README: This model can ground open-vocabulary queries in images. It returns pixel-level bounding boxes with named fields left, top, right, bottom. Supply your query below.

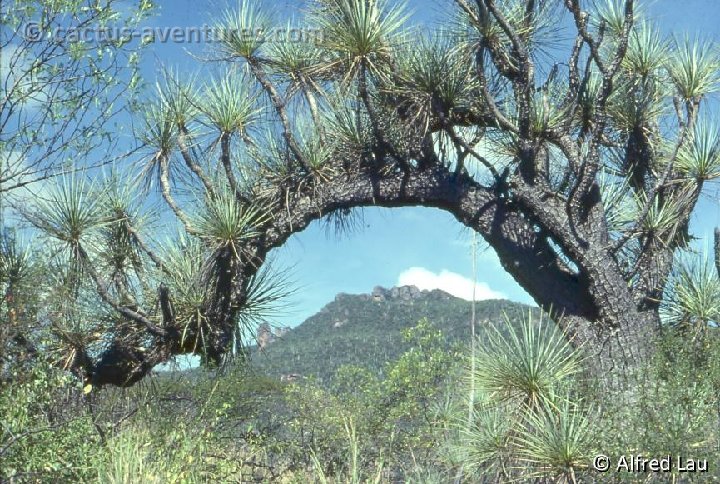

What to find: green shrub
left=445, top=312, right=595, bottom=482
left=446, top=313, right=720, bottom=482
left=594, top=329, right=720, bottom=481
left=0, top=360, right=98, bottom=482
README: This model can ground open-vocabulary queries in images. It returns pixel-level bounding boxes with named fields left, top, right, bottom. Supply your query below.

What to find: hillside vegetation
left=250, top=285, right=535, bottom=382
left=4, top=285, right=720, bottom=482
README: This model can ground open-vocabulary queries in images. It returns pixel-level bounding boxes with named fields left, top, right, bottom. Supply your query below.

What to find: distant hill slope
left=249, top=285, right=537, bottom=384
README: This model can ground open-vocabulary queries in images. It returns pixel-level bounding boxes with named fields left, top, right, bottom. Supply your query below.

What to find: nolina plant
left=452, top=312, right=595, bottom=482
left=471, top=312, right=584, bottom=407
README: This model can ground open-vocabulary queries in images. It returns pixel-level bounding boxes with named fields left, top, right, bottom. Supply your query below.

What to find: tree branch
left=157, top=154, right=197, bottom=235
left=219, top=132, right=249, bottom=204
left=247, top=58, right=314, bottom=174
left=177, top=125, right=216, bottom=197
left=77, top=243, right=167, bottom=339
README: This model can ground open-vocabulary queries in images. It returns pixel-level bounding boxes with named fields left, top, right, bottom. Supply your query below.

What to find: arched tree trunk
left=70, top=0, right=711, bottom=389
left=146, top=166, right=666, bottom=385
left=79, top=159, right=685, bottom=387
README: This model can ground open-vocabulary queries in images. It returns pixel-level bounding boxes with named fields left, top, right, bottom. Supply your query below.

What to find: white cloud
left=397, top=267, right=505, bottom=301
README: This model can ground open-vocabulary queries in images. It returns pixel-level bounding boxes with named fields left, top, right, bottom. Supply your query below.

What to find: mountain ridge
left=250, top=285, right=536, bottom=383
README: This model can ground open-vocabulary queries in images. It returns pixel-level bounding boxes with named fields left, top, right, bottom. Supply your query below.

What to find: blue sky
left=121, top=0, right=720, bottom=328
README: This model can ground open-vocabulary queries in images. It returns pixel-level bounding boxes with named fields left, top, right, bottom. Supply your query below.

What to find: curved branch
left=440, top=115, right=500, bottom=180
left=483, top=0, right=530, bottom=70
left=219, top=132, right=249, bottom=204
left=177, top=125, right=215, bottom=197
left=247, top=58, right=314, bottom=174
left=77, top=243, right=167, bottom=339
left=256, top=166, right=592, bottom=323
left=124, top=219, right=169, bottom=275
left=612, top=123, right=691, bottom=253
left=358, top=64, right=406, bottom=169
left=567, top=0, right=634, bottom=213
left=157, top=154, right=197, bottom=235
left=475, top=49, right=519, bottom=134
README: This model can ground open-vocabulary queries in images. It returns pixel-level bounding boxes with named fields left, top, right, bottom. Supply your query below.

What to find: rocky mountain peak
left=331, top=285, right=454, bottom=305
left=370, top=285, right=455, bottom=302
left=372, top=285, right=419, bottom=301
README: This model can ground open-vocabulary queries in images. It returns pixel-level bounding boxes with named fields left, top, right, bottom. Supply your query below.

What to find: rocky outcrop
left=257, top=323, right=273, bottom=350
left=256, top=323, right=291, bottom=349
left=371, top=285, right=436, bottom=301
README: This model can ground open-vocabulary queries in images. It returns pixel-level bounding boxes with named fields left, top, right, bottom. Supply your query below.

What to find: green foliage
left=22, top=174, right=111, bottom=245
left=662, top=250, right=720, bottom=331
left=514, top=397, right=595, bottom=480
left=311, top=0, right=410, bottom=82
left=90, top=367, right=290, bottom=483
left=97, top=428, right=168, bottom=484
left=668, top=36, right=720, bottom=101
left=447, top=313, right=595, bottom=482
left=622, top=21, right=669, bottom=77
left=455, top=397, right=512, bottom=477
left=0, top=233, right=44, bottom=378
left=392, top=34, right=477, bottom=117
left=0, top=360, right=97, bottom=482
left=282, top=381, right=351, bottom=471
left=95, top=422, right=216, bottom=483
left=139, top=98, right=178, bottom=156
left=470, top=312, right=583, bottom=406
left=593, top=0, right=638, bottom=38
left=156, top=69, right=199, bottom=128
left=192, top=184, right=268, bottom=249
left=676, top=118, right=720, bottom=181
left=200, top=70, right=261, bottom=134
left=160, top=234, right=209, bottom=312
left=309, top=418, right=387, bottom=484
left=215, top=0, right=273, bottom=59
left=445, top=311, right=720, bottom=482
left=250, top=287, right=533, bottom=383
left=7, top=1, right=720, bottom=482
left=594, top=329, right=720, bottom=481
left=622, top=188, right=686, bottom=237
left=3, top=305, right=720, bottom=482
left=1, top=0, right=150, bottom=193
left=283, top=317, right=461, bottom=478
left=453, top=0, right=562, bottom=58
